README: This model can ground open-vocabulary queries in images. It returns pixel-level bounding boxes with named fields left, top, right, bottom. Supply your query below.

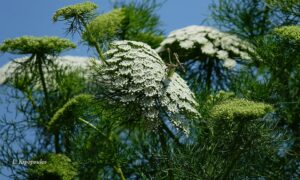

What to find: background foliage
left=0, top=0, right=300, bottom=179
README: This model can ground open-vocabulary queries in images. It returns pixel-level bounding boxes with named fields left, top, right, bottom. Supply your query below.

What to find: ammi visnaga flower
left=52, top=1, right=97, bottom=22
left=0, top=36, right=76, bottom=55
left=210, top=98, right=273, bottom=121
left=96, top=40, right=199, bottom=134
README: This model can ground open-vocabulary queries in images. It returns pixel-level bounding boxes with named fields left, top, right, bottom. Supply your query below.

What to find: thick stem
left=37, top=55, right=61, bottom=153
left=36, top=55, right=50, bottom=112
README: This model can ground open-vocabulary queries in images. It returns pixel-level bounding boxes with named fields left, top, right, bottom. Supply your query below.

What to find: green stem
left=159, top=128, right=174, bottom=180
left=78, top=117, right=126, bottom=180
left=78, top=117, right=109, bottom=140
left=220, top=122, right=246, bottom=179
left=79, top=17, right=108, bottom=65
left=113, top=165, right=126, bottom=180
left=37, top=55, right=61, bottom=153
left=24, top=89, right=38, bottom=112
left=36, top=55, right=50, bottom=112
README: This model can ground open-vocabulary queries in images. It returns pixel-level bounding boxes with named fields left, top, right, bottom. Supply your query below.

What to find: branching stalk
left=78, top=117, right=126, bottom=179
left=78, top=17, right=107, bottom=65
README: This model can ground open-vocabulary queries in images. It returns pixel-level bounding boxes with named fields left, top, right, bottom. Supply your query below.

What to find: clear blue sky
left=0, top=0, right=212, bottom=178
left=0, top=0, right=212, bottom=65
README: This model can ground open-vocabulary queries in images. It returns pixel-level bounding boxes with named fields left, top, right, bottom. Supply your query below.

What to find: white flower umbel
left=97, top=40, right=198, bottom=134
left=156, top=25, right=254, bottom=69
left=0, top=56, right=99, bottom=85
left=223, top=59, right=237, bottom=69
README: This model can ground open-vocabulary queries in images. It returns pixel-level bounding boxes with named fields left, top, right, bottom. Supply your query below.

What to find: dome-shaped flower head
left=53, top=2, right=98, bottom=34
left=156, top=25, right=254, bottom=90
left=53, top=1, right=97, bottom=22
left=0, top=56, right=96, bottom=85
left=157, top=25, right=253, bottom=64
left=95, top=40, right=198, bottom=134
left=0, top=36, right=76, bottom=92
left=27, top=153, right=77, bottom=180
left=210, top=98, right=273, bottom=122
left=0, top=36, right=76, bottom=55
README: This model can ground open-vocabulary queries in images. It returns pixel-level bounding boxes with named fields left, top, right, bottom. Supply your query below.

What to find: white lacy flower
left=223, top=59, right=237, bottom=69
left=0, top=56, right=99, bottom=85
left=217, top=50, right=229, bottom=60
left=201, top=42, right=216, bottom=56
left=156, top=25, right=254, bottom=68
left=97, top=40, right=199, bottom=134
left=180, top=40, right=194, bottom=49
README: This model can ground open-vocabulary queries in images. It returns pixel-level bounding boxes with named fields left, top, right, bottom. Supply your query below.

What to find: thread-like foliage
left=48, top=94, right=94, bottom=131
left=82, top=1, right=164, bottom=48
left=209, top=0, right=300, bottom=39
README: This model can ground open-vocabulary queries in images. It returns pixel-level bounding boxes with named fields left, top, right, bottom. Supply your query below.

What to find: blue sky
left=0, top=0, right=212, bottom=178
left=0, top=0, right=212, bottom=66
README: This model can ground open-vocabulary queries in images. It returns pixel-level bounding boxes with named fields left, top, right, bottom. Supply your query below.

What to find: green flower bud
left=273, top=25, right=300, bottom=42
left=82, top=8, right=125, bottom=45
left=210, top=98, right=273, bottom=121
left=27, top=153, right=77, bottom=180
